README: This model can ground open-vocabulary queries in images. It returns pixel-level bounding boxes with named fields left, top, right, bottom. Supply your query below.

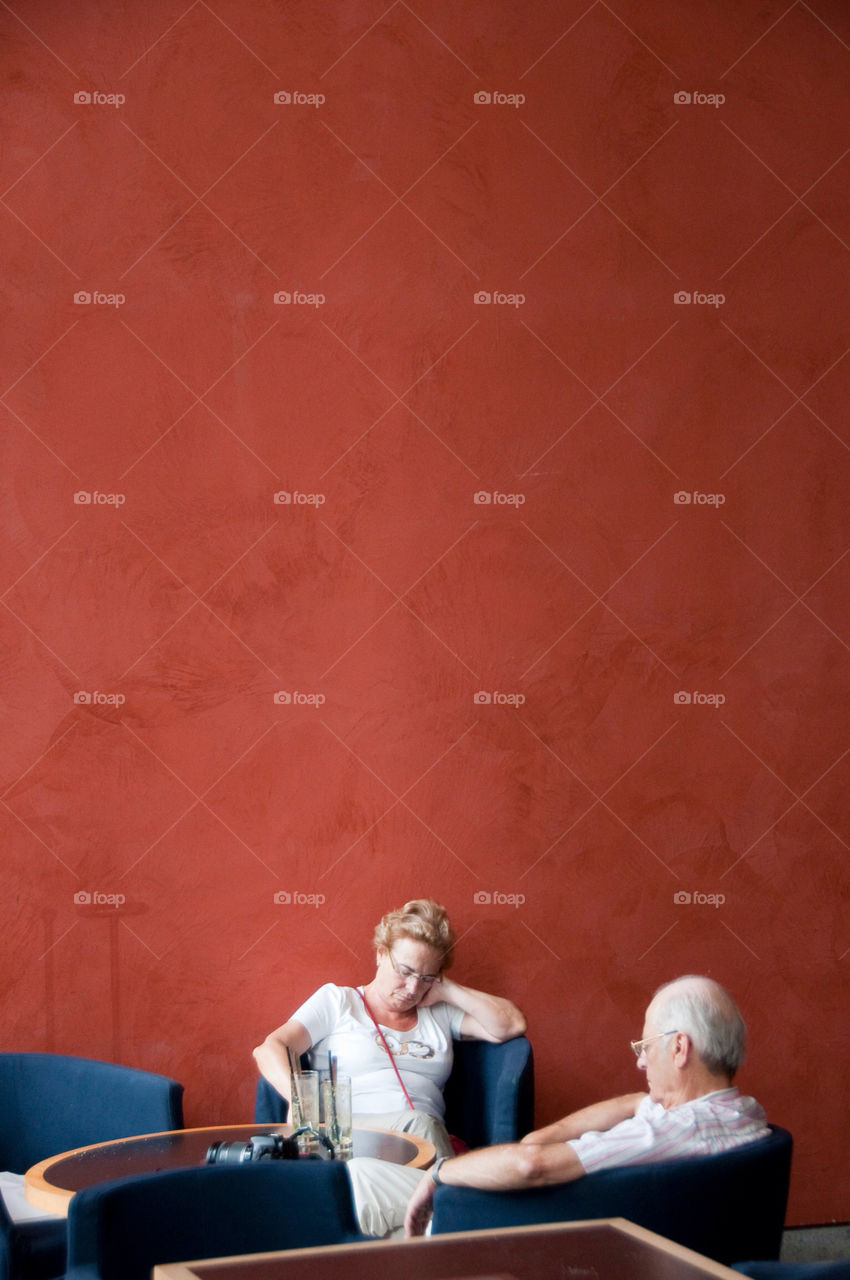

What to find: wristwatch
left=430, top=1156, right=449, bottom=1185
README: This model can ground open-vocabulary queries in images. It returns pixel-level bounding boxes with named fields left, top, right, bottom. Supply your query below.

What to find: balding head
left=648, top=976, right=747, bottom=1080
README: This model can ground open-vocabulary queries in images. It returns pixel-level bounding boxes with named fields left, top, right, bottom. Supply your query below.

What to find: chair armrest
left=432, top=1126, right=792, bottom=1267
left=444, top=1037, right=534, bottom=1148
left=254, top=1076, right=289, bottom=1124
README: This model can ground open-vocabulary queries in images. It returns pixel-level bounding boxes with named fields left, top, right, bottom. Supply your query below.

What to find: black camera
left=205, top=1133, right=299, bottom=1165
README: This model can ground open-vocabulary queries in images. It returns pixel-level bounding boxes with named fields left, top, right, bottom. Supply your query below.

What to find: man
left=405, top=973, right=769, bottom=1236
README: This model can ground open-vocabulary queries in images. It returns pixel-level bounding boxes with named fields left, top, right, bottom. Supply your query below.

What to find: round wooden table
left=25, top=1123, right=434, bottom=1216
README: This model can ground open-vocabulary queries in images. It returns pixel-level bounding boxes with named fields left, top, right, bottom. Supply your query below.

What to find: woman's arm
left=421, top=976, right=527, bottom=1042
left=252, top=1018, right=312, bottom=1104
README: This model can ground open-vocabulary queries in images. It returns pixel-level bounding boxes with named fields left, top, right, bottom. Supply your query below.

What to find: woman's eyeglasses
left=387, top=952, right=440, bottom=987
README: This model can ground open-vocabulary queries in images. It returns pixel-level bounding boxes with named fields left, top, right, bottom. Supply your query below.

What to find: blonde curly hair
left=372, top=899, right=455, bottom=971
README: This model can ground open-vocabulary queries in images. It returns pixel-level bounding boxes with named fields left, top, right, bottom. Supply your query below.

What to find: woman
left=253, top=898, right=527, bottom=1234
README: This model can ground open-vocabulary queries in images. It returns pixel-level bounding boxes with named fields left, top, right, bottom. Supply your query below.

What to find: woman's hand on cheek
left=418, top=977, right=448, bottom=1007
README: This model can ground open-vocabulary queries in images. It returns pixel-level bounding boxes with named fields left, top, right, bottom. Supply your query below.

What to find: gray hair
left=651, top=975, right=747, bottom=1078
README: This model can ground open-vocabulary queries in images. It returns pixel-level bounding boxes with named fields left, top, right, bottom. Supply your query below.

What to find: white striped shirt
left=568, top=1087, right=769, bottom=1175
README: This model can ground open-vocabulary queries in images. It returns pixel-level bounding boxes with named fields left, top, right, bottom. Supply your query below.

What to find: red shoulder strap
left=357, top=987, right=415, bottom=1111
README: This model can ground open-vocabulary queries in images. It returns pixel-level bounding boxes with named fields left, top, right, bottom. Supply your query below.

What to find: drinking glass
left=289, top=1070, right=319, bottom=1151
left=320, top=1073, right=353, bottom=1160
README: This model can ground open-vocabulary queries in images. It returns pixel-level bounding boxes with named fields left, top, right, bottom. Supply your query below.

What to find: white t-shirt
left=291, top=983, right=465, bottom=1120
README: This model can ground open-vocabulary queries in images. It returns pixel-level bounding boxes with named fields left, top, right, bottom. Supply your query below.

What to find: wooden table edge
left=151, top=1217, right=745, bottom=1280
left=25, top=1124, right=433, bottom=1215
left=350, top=1124, right=434, bottom=1169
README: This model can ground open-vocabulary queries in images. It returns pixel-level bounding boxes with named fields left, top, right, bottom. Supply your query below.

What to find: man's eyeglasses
left=630, top=1030, right=678, bottom=1058
left=387, top=952, right=440, bottom=987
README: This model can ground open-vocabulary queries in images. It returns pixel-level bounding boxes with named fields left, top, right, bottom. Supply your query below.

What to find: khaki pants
left=347, top=1109, right=453, bottom=1236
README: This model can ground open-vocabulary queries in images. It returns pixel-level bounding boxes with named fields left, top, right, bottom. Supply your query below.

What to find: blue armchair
left=0, top=1052, right=183, bottom=1280
left=255, top=1035, right=535, bottom=1148
left=64, top=1162, right=368, bottom=1280
left=733, top=1265, right=850, bottom=1279
left=431, top=1124, right=793, bottom=1267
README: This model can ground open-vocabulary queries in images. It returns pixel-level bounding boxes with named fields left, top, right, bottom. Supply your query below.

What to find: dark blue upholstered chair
left=255, top=1035, right=535, bottom=1148
left=64, top=1162, right=368, bottom=1280
left=733, top=1263, right=850, bottom=1279
left=431, top=1124, right=793, bottom=1268
left=0, top=1052, right=183, bottom=1280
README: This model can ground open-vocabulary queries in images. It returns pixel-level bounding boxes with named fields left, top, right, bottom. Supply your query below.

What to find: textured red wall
left=2, top=0, right=849, bottom=1226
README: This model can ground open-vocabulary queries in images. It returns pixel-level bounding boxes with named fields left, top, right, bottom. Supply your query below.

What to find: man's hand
left=404, top=1169, right=436, bottom=1236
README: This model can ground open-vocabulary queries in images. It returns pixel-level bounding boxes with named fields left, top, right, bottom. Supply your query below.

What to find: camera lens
left=205, top=1134, right=299, bottom=1165
left=205, top=1140, right=254, bottom=1165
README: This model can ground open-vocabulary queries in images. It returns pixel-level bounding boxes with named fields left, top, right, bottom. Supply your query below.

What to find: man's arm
left=404, top=1141, right=585, bottom=1237
left=521, top=1092, right=645, bottom=1145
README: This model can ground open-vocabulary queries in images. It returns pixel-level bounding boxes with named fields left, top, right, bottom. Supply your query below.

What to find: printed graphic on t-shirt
left=375, top=1033, right=435, bottom=1059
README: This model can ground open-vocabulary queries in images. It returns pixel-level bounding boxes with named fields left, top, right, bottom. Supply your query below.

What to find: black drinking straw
left=328, top=1051, right=340, bottom=1145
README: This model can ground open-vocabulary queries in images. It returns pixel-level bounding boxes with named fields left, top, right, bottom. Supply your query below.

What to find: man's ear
left=673, top=1031, right=692, bottom=1066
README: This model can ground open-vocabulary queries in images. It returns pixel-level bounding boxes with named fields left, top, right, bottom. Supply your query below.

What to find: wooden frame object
left=151, top=1218, right=746, bottom=1280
